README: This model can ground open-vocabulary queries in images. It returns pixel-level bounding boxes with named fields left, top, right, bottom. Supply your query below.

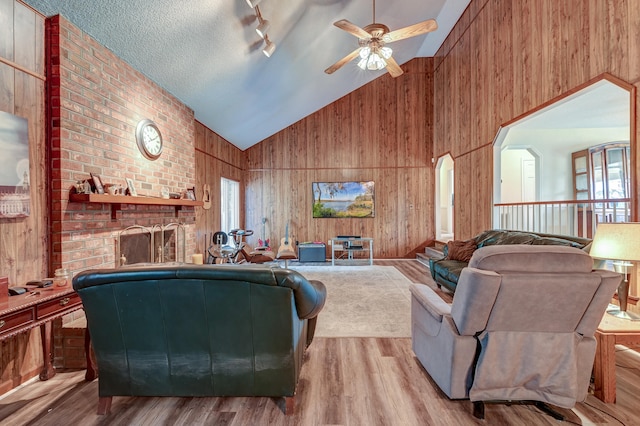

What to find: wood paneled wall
left=433, top=0, right=640, bottom=239
left=0, top=0, right=47, bottom=395
left=194, top=121, right=245, bottom=255
left=244, top=59, right=434, bottom=258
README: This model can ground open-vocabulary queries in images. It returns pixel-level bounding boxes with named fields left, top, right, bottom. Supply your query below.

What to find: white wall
left=502, top=127, right=629, bottom=201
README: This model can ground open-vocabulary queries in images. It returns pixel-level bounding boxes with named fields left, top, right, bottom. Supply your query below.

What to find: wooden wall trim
left=501, top=72, right=635, bottom=128
left=450, top=142, right=493, bottom=161
left=195, top=147, right=243, bottom=172
left=0, top=56, right=45, bottom=81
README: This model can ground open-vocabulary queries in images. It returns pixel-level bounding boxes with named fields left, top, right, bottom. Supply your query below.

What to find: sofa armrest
left=274, top=269, right=327, bottom=320
left=410, top=283, right=451, bottom=322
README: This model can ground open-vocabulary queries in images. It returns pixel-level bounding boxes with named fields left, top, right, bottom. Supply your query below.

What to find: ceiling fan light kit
left=248, top=3, right=276, bottom=57
left=325, top=0, right=438, bottom=78
left=357, top=45, right=392, bottom=71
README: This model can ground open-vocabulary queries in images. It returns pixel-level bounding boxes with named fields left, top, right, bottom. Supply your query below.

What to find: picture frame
left=185, top=187, right=196, bottom=201
left=125, top=177, right=137, bottom=196
left=90, top=173, right=105, bottom=194
left=0, top=111, right=30, bottom=218
left=312, top=181, right=375, bottom=218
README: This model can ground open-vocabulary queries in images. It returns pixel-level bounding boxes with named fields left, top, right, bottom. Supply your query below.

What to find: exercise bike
left=207, top=229, right=273, bottom=264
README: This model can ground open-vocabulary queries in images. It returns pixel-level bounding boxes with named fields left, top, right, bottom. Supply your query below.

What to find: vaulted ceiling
left=22, top=0, right=471, bottom=150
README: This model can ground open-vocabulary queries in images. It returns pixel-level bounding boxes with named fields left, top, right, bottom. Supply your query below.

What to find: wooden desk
left=0, top=286, right=94, bottom=381
left=593, top=312, right=640, bottom=403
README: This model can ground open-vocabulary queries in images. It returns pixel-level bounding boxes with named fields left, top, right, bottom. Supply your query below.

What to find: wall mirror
left=492, top=74, right=634, bottom=238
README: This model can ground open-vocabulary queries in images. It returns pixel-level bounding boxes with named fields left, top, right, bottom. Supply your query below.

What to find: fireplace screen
left=117, top=223, right=185, bottom=267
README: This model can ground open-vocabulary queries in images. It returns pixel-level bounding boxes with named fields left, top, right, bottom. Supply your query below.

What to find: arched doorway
left=435, top=154, right=454, bottom=241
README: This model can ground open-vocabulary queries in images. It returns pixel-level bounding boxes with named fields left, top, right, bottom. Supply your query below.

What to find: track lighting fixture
left=247, top=0, right=276, bottom=58
left=249, top=4, right=275, bottom=57
left=262, top=35, right=276, bottom=57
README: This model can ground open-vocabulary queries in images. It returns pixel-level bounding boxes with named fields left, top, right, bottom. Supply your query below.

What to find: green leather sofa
left=72, top=264, right=327, bottom=415
left=429, top=229, right=592, bottom=293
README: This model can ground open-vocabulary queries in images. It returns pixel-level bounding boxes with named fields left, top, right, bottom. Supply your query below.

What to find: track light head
left=246, top=0, right=262, bottom=7
left=256, top=19, right=270, bottom=39
left=262, top=39, right=276, bottom=57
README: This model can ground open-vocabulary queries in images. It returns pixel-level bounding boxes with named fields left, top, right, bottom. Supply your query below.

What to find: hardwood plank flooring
left=1, top=260, right=639, bottom=425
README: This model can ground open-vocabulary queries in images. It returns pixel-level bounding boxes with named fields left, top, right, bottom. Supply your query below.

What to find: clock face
left=135, top=119, right=163, bottom=160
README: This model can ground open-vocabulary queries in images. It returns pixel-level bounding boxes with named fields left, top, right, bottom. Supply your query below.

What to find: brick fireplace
left=47, top=15, right=197, bottom=277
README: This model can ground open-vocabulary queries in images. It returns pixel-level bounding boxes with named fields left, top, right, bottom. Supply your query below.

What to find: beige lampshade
left=590, top=222, right=640, bottom=262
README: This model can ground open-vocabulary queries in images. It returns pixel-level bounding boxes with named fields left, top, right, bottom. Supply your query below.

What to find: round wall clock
left=135, top=119, right=163, bottom=160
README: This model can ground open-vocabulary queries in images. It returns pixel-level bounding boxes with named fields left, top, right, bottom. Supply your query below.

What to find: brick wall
left=47, top=15, right=197, bottom=275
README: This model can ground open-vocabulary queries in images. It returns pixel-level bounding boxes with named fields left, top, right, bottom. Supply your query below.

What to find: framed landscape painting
left=312, top=181, right=374, bottom=218
left=0, top=111, right=30, bottom=218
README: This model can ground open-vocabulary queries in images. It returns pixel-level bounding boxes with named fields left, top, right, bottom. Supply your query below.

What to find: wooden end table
left=593, top=311, right=640, bottom=403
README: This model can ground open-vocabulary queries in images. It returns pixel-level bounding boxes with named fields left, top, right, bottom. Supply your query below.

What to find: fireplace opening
left=117, top=224, right=185, bottom=267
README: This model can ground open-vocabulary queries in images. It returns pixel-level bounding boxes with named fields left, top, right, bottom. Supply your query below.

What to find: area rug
left=288, top=265, right=412, bottom=338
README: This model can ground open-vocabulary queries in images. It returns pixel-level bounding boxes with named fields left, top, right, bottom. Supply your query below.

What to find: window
left=220, top=178, right=239, bottom=234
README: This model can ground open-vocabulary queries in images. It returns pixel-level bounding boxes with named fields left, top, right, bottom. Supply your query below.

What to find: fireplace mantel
left=69, top=193, right=203, bottom=219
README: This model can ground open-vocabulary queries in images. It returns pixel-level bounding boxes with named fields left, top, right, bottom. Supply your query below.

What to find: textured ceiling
left=22, top=0, right=471, bottom=150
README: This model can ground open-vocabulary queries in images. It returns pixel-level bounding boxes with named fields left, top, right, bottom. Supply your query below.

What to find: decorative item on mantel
left=184, top=187, right=196, bottom=201
left=105, top=183, right=123, bottom=196
left=74, top=180, right=92, bottom=194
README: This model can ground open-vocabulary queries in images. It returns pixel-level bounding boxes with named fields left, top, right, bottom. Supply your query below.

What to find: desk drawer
left=0, top=308, right=35, bottom=336
left=37, top=293, right=81, bottom=319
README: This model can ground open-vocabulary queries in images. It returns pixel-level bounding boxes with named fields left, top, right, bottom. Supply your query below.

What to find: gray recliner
left=411, top=245, right=621, bottom=419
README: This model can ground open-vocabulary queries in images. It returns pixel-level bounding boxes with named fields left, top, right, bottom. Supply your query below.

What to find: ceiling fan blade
left=334, top=19, right=372, bottom=40
left=383, top=19, right=438, bottom=43
left=385, top=56, right=404, bottom=78
left=325, top=48, right=361, bottom=75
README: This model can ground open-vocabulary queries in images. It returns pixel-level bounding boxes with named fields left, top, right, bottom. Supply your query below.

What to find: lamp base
left=606, top=307, right=640, bottom=321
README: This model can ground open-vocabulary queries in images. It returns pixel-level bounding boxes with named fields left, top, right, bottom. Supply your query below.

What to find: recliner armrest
left=410, top=283, right=451, bottom=322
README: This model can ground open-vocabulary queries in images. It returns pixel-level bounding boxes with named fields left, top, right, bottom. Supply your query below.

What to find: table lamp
left=590, top=222, right=640, bottom=320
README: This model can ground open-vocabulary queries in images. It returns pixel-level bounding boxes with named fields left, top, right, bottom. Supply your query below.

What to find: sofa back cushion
left=473, top=229, right=589, bottom=250
left=469, top=245, right=594, bottom=274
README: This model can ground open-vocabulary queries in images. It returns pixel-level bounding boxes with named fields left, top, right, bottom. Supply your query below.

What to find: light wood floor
left=1, top=260, right=639, bottom=425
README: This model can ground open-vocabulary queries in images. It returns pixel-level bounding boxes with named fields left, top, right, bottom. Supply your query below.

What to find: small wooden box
left=0, top=277, right=8, bottom=303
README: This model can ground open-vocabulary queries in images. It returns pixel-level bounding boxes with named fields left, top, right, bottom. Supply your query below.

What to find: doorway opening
left=435, top=154, right=454, bottom=241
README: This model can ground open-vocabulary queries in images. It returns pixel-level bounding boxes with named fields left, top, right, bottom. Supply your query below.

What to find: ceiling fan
left=325, top=0, right=438, bottom=78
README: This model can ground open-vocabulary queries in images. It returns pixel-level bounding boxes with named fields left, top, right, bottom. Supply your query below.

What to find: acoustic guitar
left=277, top=222, right=296, bottom=258
left=202, top=184, right=212, bottom=210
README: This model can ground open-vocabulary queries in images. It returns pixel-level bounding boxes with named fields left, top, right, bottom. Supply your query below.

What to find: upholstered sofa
left=412, top=245, right=620, bottom=419
left=429, top=230, right=592, bottom=293
left=72, top=264, right=327, bottom=415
